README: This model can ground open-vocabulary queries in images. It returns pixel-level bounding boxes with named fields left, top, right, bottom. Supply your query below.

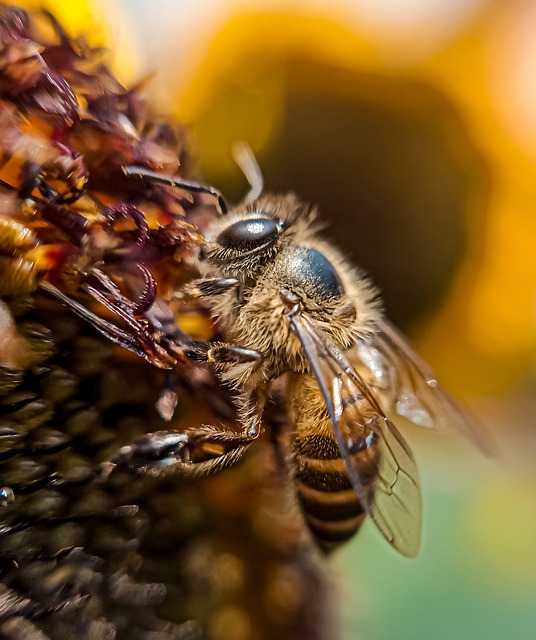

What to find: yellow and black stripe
left=289, top=373, right=381, bottom=553
left=294, top=434, right=372, bottom=553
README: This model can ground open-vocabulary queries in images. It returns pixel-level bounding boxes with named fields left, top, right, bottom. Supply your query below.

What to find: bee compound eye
left=217, top=216, right=280, bottom=251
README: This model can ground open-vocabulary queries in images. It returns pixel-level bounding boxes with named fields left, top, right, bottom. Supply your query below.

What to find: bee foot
left=110, top=431, right=190, bottom=470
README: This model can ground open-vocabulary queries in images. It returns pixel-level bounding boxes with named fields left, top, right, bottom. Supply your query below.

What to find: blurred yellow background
left=25, top=1, right=536, bottom=638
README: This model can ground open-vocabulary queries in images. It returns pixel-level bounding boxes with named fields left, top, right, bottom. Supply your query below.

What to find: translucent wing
left=356, top=318, right=494, bottom=456
left=284, top=296, right=421, bottom=557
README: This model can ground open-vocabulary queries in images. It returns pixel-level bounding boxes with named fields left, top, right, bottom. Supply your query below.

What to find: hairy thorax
left=210, top=241, right=380, bottom=387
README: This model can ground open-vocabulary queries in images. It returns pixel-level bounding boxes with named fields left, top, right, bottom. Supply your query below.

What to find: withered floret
left=0, top=2, right=213, bottom=368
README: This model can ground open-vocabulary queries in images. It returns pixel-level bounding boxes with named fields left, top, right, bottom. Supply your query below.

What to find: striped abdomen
left=290, top=375, right=380, bottom=553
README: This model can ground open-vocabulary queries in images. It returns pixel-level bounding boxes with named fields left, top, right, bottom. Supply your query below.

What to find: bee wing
left=286, top=305, right=421, bottom=557
left=356, top=318, right=494, bottom=456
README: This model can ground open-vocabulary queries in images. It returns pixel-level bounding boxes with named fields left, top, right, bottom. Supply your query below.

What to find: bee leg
left=122, top=165, right=228, bottom=213
left=106, top=429, right=252, bottom=477
left=185, top=340, right=262, bottom=365
left=182, top=277, right=239, bottom=299
left=169, top=387, right=266, bottom=468
left=107, top=387, right=266, bottom=476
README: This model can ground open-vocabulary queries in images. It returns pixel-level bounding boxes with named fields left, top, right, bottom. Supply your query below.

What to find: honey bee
left=117, top=149, right=489, bottom=558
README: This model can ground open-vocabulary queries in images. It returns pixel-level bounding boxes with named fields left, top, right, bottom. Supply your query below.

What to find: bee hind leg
left=107, top=387, right=266, bottom=477
left=107, top=429, right=254, bottom=478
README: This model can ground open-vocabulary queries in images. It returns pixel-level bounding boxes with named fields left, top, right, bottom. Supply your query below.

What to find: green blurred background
left=29, top=0, right=536, bottom=637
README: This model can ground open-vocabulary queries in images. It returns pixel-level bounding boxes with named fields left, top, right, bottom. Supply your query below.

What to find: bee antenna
left=122, top=165, right=228, bottom=214
left=232, top=141, right=264, bottom=202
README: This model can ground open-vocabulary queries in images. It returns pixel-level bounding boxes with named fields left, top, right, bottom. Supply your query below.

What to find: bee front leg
left=107, top=387, right=266, bottom=478
left=185, top=340, right=262, bottom=365
left=183, top=277, right=239, bottom=298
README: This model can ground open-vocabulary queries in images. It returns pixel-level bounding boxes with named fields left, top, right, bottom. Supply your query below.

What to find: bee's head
left=200, top=210, right=286, bottom=273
